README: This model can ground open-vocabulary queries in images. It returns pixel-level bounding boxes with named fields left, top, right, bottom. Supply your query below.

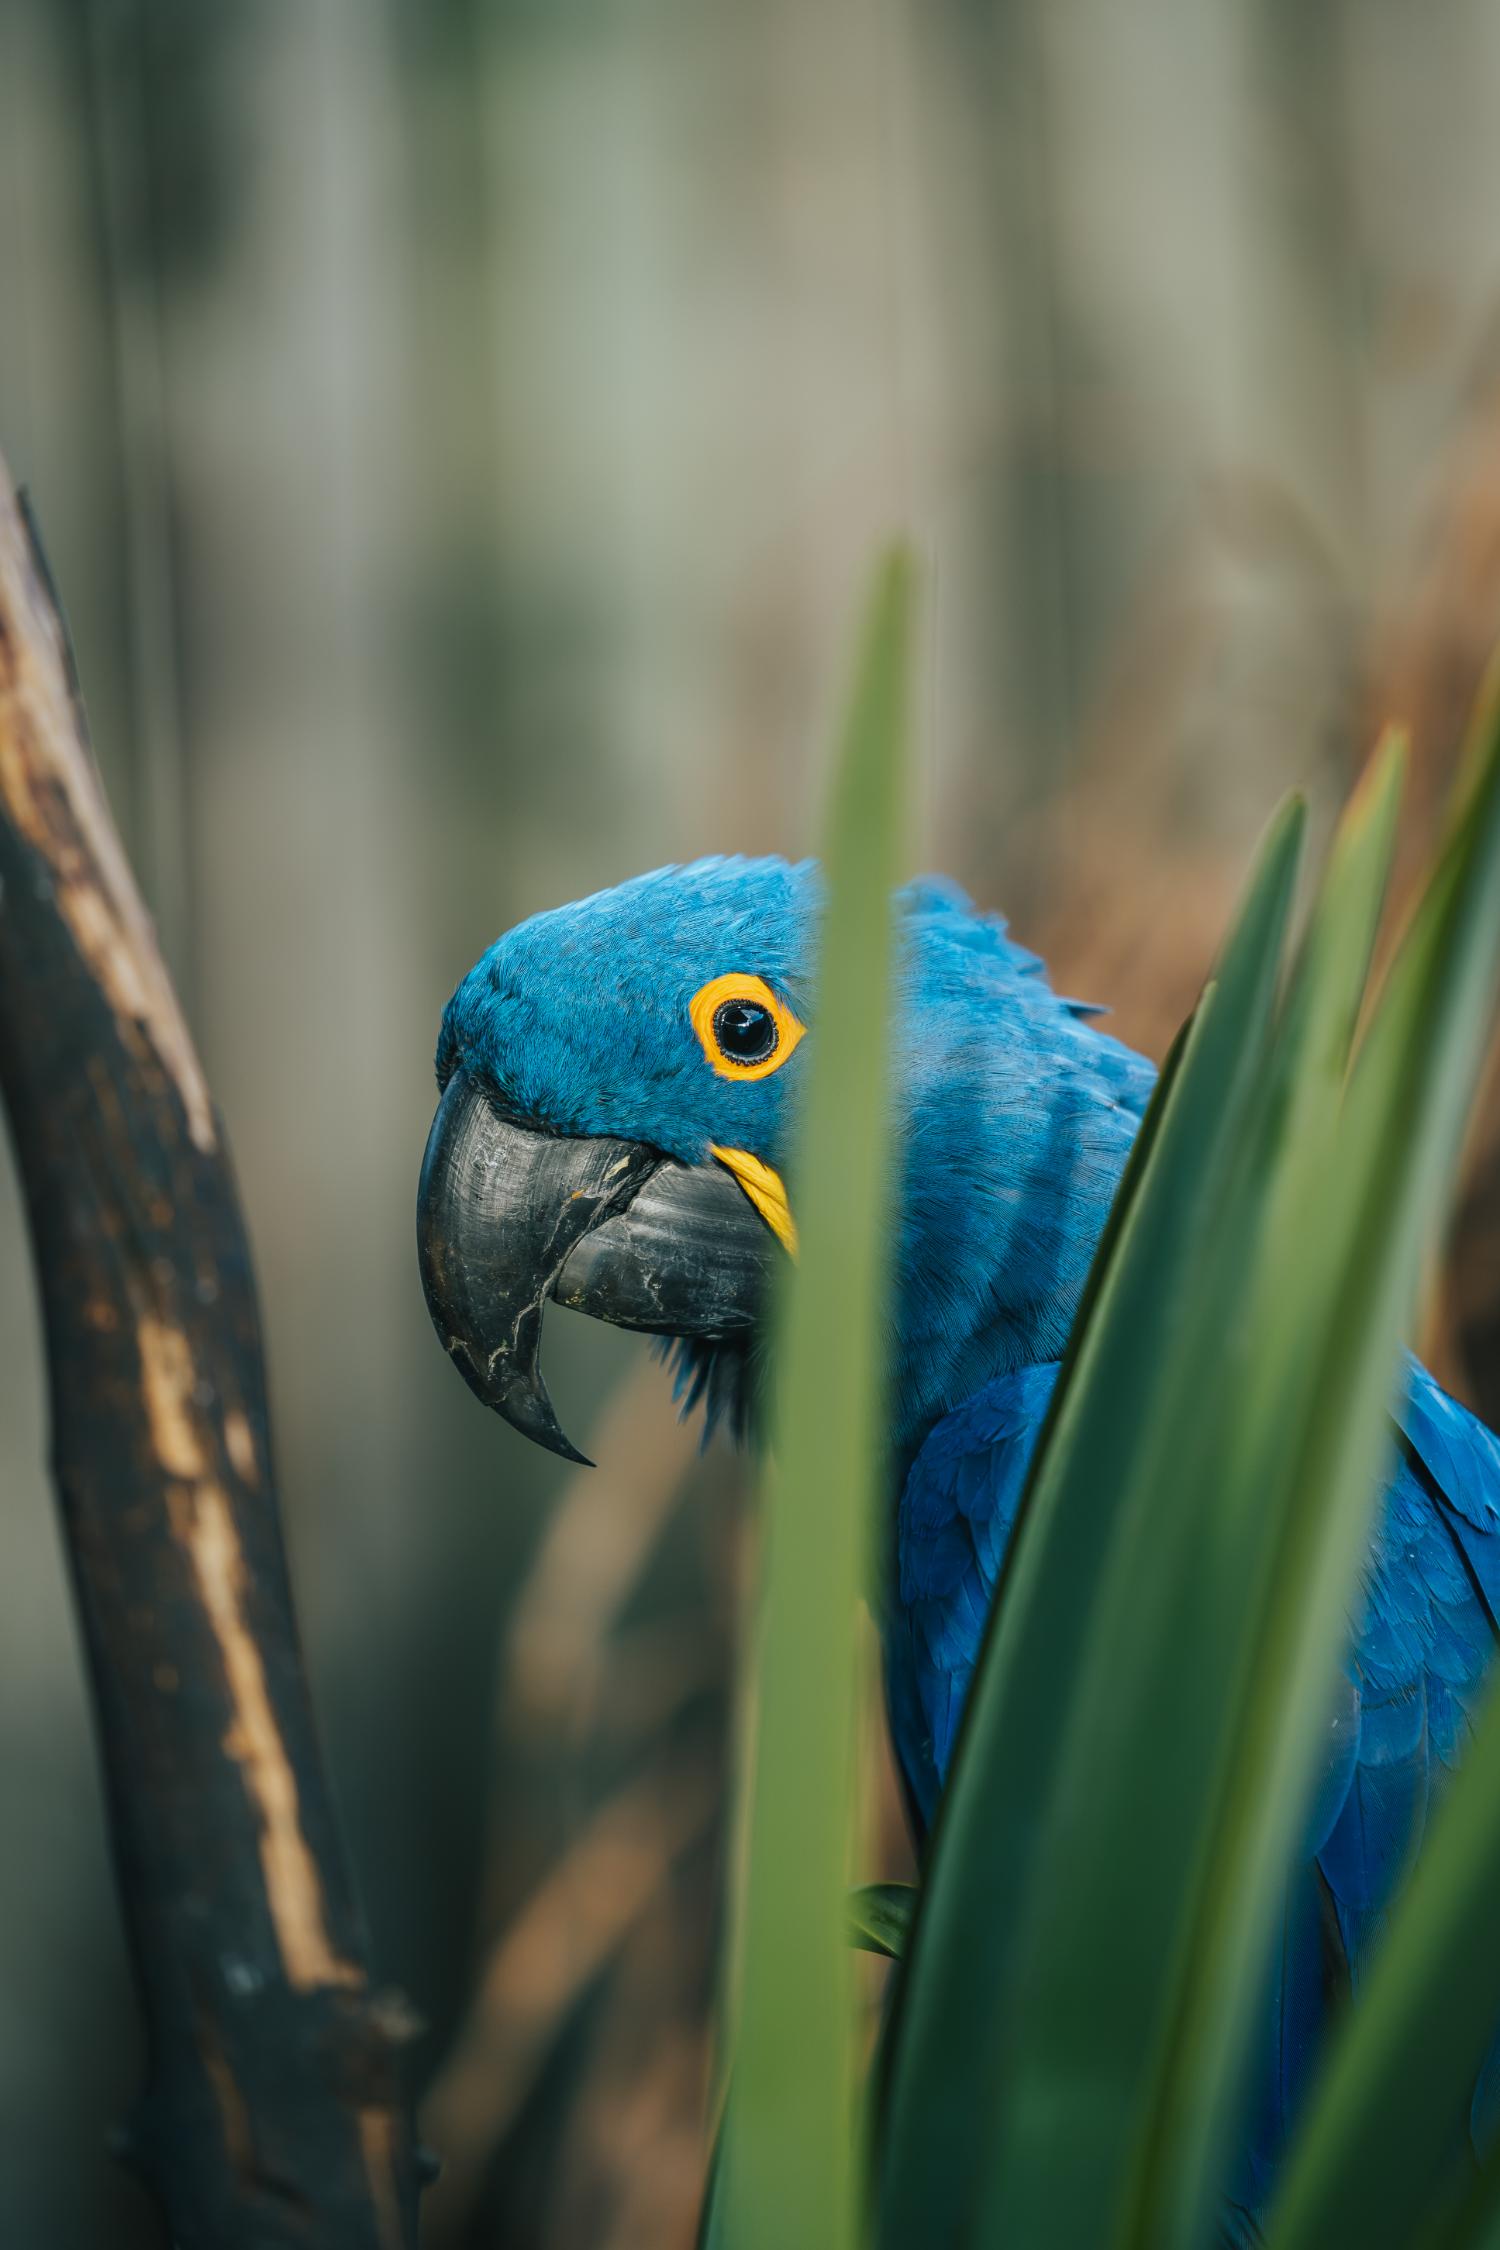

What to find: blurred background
left=5, top=1, right=1500, bottom=2242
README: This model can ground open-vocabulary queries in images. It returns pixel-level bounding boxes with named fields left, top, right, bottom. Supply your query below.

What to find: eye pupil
left=713, top=998, right=778, bottom=1066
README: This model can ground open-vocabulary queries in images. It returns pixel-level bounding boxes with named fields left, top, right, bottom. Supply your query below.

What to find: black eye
left=713, top=998, right=779, bottom=1067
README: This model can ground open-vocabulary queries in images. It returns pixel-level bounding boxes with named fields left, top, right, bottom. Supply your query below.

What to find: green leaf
left=1261, top=1663, right=1500, bottom=2250
left=1258, top=666, right=1500, bottom=2250
left=1273, top=725, right=1406, bottom=1109
left=712, top=551, right=912, bottom=2250
left=1110, top=726, right=1413, bottom=2246
left=848, top=1883, right=920, bottom=1961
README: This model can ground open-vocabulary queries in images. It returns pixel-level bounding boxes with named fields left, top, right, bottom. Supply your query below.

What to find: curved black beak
left=417, top=1067, right=779, bottom=1462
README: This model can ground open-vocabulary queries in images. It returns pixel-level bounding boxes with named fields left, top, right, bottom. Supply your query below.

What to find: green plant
left=709, top=566, right=1500, bottom=2250
left=712, top=551, right=910, bottom=2250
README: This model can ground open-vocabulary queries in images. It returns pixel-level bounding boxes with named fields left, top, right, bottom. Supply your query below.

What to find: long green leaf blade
left=1114, top=725, right=1413, bottom=2244
left=715, top=551, right=911, bottom=2250
left=1258, top=665, right=1500, bottom=2250
left=1264, top=1667, right=1500, bottom=2250
left=1275, top=725, right=1406, bottom=1104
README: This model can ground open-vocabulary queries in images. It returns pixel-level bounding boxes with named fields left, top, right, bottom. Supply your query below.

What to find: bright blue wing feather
left=890, top=1361, right=1060, bottom=1826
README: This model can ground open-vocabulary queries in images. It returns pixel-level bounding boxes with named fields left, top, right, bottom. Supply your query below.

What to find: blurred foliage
left=7, top=2, right=1500, bottom=2246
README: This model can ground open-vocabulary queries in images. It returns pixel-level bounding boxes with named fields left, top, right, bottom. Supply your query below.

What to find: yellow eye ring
left=689, top=974, right=805, bottom=1082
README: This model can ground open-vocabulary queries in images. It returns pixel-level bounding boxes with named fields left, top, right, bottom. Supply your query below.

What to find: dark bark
left=0, top=453, right=422, bottom=2246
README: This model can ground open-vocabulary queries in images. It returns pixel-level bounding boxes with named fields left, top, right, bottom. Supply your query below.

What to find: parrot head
left=417, top=855, right=1154, bottom=1470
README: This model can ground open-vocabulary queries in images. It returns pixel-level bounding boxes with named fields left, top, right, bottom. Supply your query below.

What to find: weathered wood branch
left=0, top=453, right=422, bottom=2246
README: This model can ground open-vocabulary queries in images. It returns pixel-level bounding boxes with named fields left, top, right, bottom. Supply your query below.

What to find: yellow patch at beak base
left=710, top=1146, right=799, bottom=1258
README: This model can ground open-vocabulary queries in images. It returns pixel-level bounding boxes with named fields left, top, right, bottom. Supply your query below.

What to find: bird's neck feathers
left=884, top=910, right=1156, bottom=1475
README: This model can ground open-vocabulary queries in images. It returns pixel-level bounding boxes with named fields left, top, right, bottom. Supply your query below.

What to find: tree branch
left=0, top=452, right=422, bottom=2247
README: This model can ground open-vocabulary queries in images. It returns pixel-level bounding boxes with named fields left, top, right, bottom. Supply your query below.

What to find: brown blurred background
left=5, top=2, right=1500, bottom=2244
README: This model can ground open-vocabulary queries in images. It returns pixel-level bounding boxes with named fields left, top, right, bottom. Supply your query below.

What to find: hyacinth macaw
left=417, top=855, right=1500, bottom=2238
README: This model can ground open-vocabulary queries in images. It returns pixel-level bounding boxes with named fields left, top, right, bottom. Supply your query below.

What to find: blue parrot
left=416, top=854, right=1500, bottom=2239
